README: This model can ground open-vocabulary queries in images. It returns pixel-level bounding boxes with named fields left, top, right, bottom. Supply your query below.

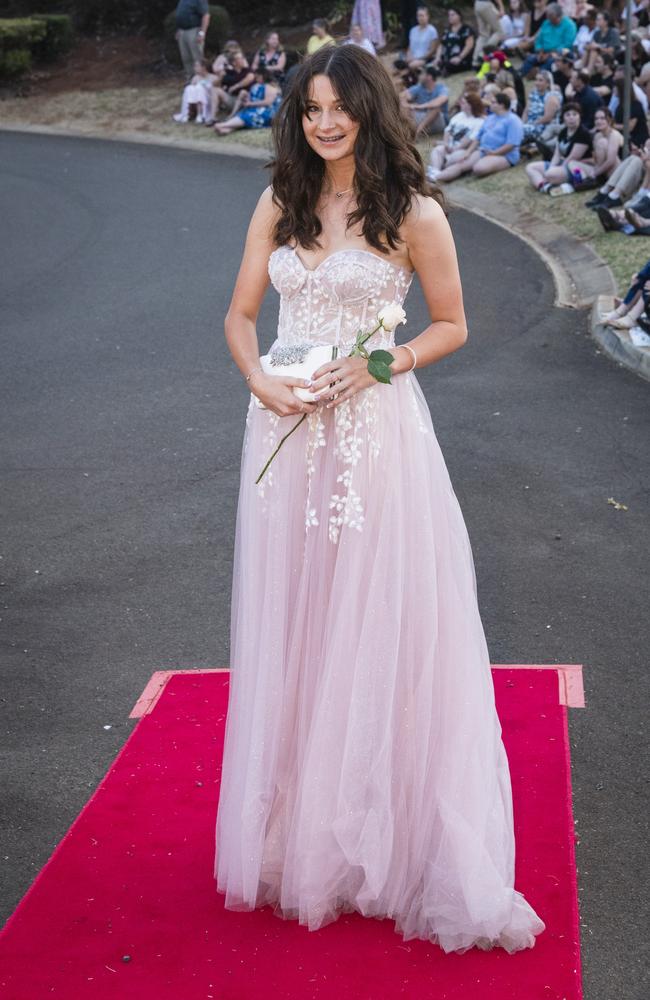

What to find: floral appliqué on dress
left=256, top=246, right=415, bottom=542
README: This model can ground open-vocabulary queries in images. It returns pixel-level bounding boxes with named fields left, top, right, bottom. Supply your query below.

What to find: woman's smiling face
left=302, top=74, right=360, bottom=162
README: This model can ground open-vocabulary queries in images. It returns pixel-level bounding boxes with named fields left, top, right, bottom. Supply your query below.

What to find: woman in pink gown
left=214, top=45, right=546, bottom=955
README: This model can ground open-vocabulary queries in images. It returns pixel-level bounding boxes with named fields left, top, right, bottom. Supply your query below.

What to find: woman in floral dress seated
left=251, top=31, right=287, bottom=87
left=214, top=69, right=282, bottom=135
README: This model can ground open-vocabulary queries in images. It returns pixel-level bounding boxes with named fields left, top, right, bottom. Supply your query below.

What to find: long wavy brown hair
left=269, top=45, right=443, bottom=254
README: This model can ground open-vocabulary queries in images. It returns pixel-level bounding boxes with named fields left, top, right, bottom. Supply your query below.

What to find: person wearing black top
left=433, top=7, right=476, bottom=74
left=569, top=69, right=603, bottom=129
left=526, top=102, right=592, bottom=190
left=631, top=36, right=650, bottom=77
left=552, top=53, right=574, bottom=97
left=589, top=52, right=615, bottom=102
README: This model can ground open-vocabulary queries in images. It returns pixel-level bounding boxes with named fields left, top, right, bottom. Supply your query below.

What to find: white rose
left=377, top=303, right=407, bottom=332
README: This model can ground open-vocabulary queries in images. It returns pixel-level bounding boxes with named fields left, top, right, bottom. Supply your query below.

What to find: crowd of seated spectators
left=171, top=1, right=650, bottom=244
left=388, top=1, right=650, bottom=240
left=171, top=14, right=376, bottom=134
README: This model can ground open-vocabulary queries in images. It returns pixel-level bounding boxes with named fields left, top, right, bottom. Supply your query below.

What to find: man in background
left=175, top=0, right=210, bottom=81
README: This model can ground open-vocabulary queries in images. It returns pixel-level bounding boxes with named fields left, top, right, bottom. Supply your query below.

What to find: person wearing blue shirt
left=435, top=92, right=524, bottom=182
left=402, top=66, right=449, bottom=135
left=520, top=2, right=577, bottom=77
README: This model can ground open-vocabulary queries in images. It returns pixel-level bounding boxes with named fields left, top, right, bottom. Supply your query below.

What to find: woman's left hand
left=310, top=355, right=379, bottom=408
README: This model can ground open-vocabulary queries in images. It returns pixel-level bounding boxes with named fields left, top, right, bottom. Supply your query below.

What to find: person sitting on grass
left=573, top=7, right=597, bottom=63
left=208, top=49, right=255, bottom=124
left=427, top=92, right=486, bottom=180
left=603, top=261, right=650, bottom=327
left=586, top=137, right=650, bottom=211
left=518, top=0, right=549, bottom=56
left=520, top=69, right=562, bottom=146
left=462, top=75, right=484, bottom=99
left=500, top=0, right=531, bottom=54
left=401, top=65, right=449, bottom=136
left=476, top=56, right=522, bottom=115
left=580, top=10, right=621, bottom=74
left=406, top=5, right=440, bottom=69
left=393, top=5, right=440, bottom=86
left=213, top=68, right=282, bottom=135
left=251, top=31, right=287, bottom=87
left=435, top=91, right=524, bottom=181
left=173, top=58, right=215, bottom=124
left=548, top=105, right=622, bottom=196
left=520, top=2, right=577, bottom=77
left=211, top=41, right=242, bottom=84
left=552, top=52, right=575, bottom=98
left=565, top=68, right=602, bottom=128
left=526, top=102, right=592, bottom=191
left=432, top=7, right=475, bottom=74
left=307, top=18, right=336, bottom=54
left=344, top=23, right=377, bottom=56
left=592, top=141, right=650, bottom=234
left=631, top=33, right=650, bottom=77
left=588, top=51, right=615, bottom=101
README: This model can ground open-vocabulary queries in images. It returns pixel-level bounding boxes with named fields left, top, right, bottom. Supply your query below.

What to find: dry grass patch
left=1, top=72, right=647, bottom=292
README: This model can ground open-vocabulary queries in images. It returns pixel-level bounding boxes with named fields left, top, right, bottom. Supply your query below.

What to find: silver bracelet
left=401, top=344, right=417, bottom=372
left=245, top=365, right=263, bottom=383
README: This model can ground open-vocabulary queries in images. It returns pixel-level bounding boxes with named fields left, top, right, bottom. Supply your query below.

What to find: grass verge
left=1, top=79, right=647, bottom=292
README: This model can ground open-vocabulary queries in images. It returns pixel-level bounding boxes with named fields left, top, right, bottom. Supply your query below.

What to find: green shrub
left=163, top=5, right=232, bottom=67
left=32, top=13, right=74, bottom=61
left=0, top=45, right=32, bottom=77
left=0, top=17, right=46, bottom=78
left=0, top=16, right=46, bottom=47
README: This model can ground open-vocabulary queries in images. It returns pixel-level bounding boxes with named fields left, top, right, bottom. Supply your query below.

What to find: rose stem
left=255, top=413, right=307, bottom=484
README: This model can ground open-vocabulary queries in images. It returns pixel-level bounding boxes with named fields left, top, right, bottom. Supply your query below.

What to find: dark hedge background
left=0, top=1, right=379, bottom=32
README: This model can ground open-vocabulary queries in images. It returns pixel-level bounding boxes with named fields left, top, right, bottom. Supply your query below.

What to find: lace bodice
left=268, top=246, right=413, bottom=353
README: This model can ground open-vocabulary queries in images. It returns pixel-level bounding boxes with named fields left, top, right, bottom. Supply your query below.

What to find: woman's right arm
left=599, top=133, right=623, bottom=175
left=225, top=187, right=319, bottom=417
left=565, top=141, right=589, bottom=162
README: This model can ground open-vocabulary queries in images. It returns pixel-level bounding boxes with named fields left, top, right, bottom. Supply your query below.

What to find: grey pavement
left=1, top=132, right=648, bottom=999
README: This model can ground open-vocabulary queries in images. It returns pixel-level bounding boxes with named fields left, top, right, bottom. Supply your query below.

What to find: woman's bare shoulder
left=401, top=193, right=448, bottom=250
left=249, top=185, right=282, bottom=242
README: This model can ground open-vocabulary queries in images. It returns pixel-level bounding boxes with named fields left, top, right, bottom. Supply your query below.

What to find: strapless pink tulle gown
left=214, top=245, right=546, bottom=954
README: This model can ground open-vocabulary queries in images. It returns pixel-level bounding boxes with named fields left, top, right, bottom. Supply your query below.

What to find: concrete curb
left=438, top=184, right=647, bottom=384
left=446, top=183, right=617, bottom=310
left=3, top=121, right=646, bottom=381
left=591, top=296, right=650, bottom=382
left=0, top=121, right=270, bottom=161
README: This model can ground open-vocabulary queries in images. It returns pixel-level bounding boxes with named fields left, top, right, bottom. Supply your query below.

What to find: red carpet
left=0, top=668, right=583, bottom=999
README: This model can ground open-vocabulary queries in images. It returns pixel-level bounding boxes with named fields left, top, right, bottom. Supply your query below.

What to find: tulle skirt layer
left=214, top=372, right=545, bottom=954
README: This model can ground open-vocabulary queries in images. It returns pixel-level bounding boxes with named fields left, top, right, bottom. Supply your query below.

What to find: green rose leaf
left=369, top=349, right=394, bottom=365
left=368, top=359, right=393, bottom=384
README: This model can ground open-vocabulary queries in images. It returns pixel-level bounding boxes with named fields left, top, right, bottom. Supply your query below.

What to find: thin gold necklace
left=335, top=187, right=352, bottom=199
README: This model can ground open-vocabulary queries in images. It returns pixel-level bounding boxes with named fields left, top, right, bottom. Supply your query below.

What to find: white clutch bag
left=254, top=343, right=338, bottom=409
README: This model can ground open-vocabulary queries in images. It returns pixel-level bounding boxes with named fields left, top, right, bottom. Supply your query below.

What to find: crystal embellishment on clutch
left=268, top=342, right=313, bottom=366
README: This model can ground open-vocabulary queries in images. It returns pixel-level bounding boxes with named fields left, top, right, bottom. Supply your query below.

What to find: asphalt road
left=1, top=132, right=648, bottom=999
